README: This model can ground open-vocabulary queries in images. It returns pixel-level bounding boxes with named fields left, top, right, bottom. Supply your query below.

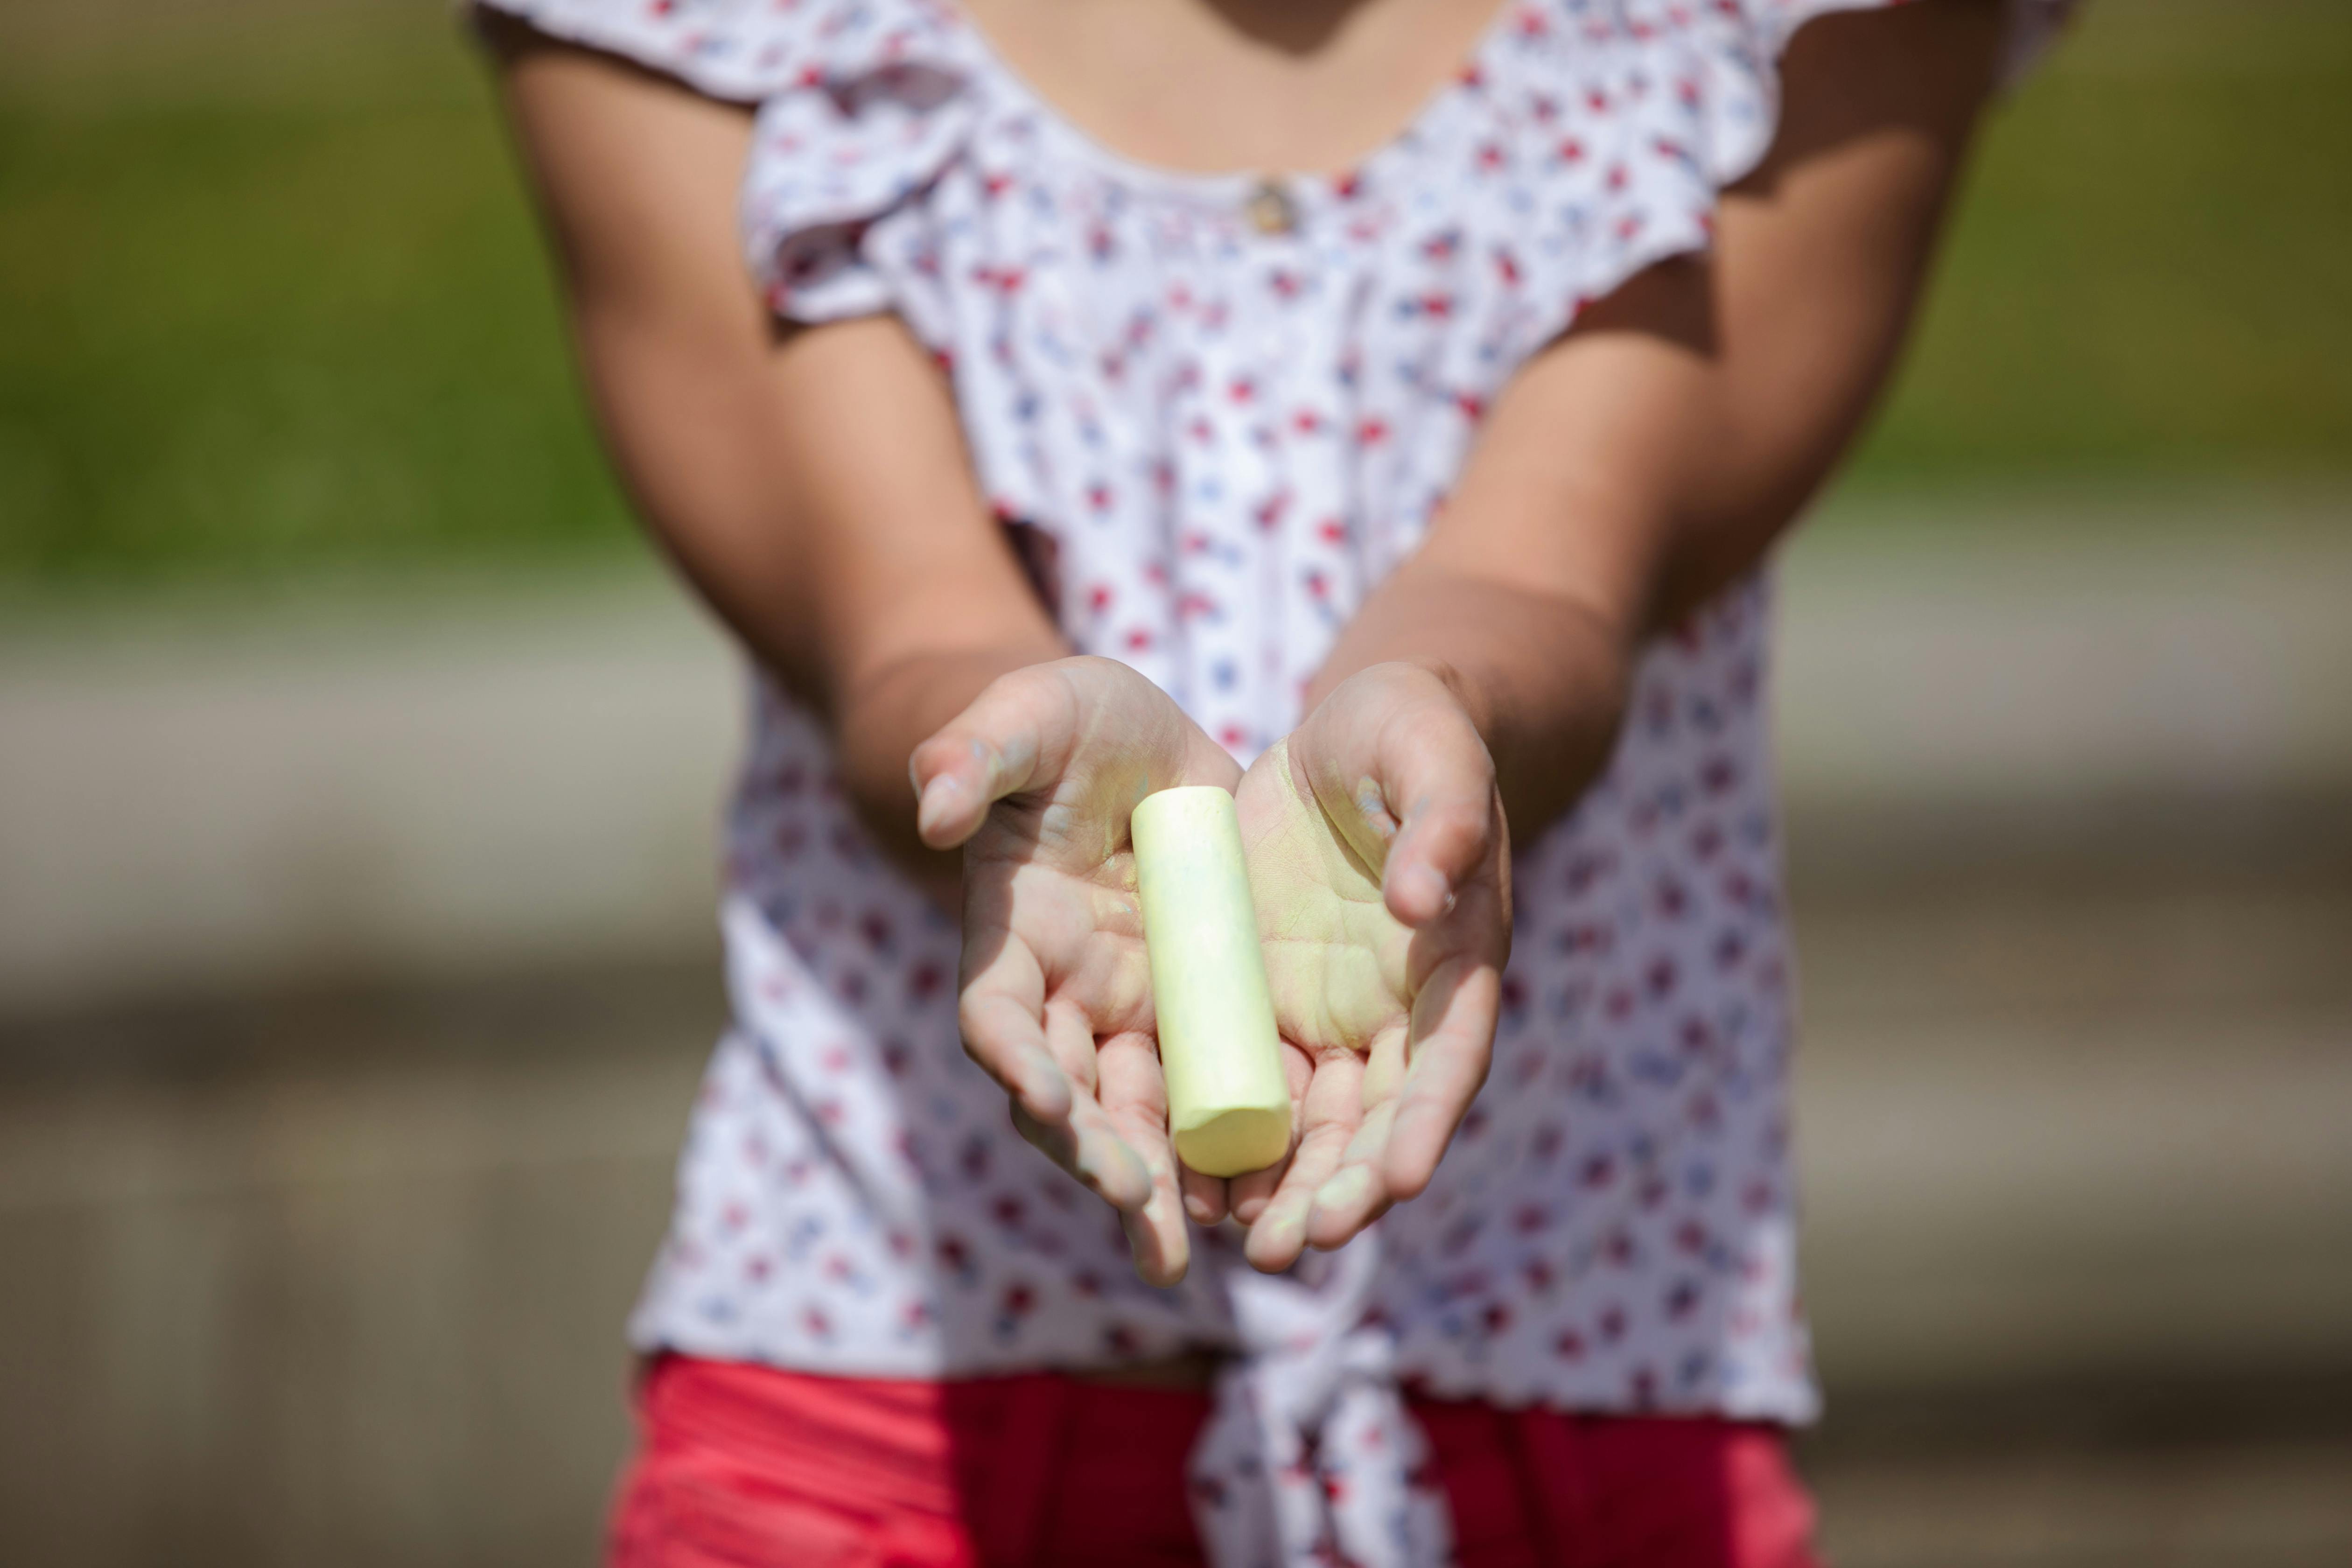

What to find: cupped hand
left=910, top=656, right=1239, bottom=1285
left=1221, top=662, right=1513, bottom=1273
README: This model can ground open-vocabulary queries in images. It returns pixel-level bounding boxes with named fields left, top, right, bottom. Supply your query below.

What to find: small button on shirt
left=1244, top=178, right=1299, bottom=237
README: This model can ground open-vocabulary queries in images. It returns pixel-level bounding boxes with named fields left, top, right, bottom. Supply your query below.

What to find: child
left=477, top=2, right=2072, bottom=1563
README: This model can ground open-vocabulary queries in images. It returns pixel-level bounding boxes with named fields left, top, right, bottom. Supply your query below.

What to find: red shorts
left=609, top=1354, right=1821, bottom=1568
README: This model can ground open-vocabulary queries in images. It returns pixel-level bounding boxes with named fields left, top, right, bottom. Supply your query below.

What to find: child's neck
left=956, top=0, right=1511, bottom=177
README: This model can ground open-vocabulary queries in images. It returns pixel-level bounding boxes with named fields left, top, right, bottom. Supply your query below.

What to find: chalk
left=1131, top=786, right=1292, bottom=1177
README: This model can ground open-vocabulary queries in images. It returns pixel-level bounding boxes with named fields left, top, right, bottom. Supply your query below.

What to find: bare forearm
left=1309, top=1, right=2004, bottom=852
left=494, top=43, right=1073, bottom=903
left=586, top=314, right=1068, bottom=896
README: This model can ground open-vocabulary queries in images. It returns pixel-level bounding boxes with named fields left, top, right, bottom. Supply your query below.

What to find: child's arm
left=1234, top=1, right=2013, bottom=1265
left=494, top=32, right=1231, bottom=1279
left=1318, top=0, right=2009, bottom=847
left=491, top=27, right=1066, bottom=898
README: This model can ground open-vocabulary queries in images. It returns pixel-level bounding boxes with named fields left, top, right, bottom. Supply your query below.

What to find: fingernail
left=1312, top=1165, right=1376, bottom=1217
left=1184, top=1190, right=1219, bottom=1225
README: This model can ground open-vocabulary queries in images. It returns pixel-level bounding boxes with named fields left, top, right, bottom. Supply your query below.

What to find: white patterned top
left=478, top=3, right=2073, bottom=1563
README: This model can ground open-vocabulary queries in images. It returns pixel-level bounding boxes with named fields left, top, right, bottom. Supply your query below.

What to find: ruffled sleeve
left=478, top=0, right=981, bottom=323
left=474, top=0, right=869, bottom=104
left=737, top=47, right=980, bottom=322
left=1455, top=0, right=2077, bottom=367
left=1678, top=0, right=2081, bottom=186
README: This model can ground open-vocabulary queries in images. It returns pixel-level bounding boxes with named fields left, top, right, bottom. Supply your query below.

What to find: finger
left=1382, top=956, right=1502, bottom=1201
left=1293, top=923, right=1504, bottom=1251
left=1295, top=672, right=1500, bottom=928
left=1096, top=1029, right=1193, bottom=1285
left=956, top=933, right=1075, bottom=1125
left=1301, top=1096, right=1399, bottom=1251
left=1011, top=1101, right=1152, bottom=1213
left=1358, top=1015, right=1411, bottom=1111
left=909, top=668, right=1073, bottom=849
left=1244, top=1046, right=1366, bottom=1274
left=1097, top=1029, right=1180, bottom=1218
left=1122, top=1175, right=1192, bottom=1288
left=1375, top=725, right=1498, bottom=930
left=1228, top=1040, right=1315, bottom=1226
left=1181, top=1164, right=1230, bottom=1227
left=1298, top=1019, right=1413, bottom=1251
left=1041, top=996, right=1103, bottom=1099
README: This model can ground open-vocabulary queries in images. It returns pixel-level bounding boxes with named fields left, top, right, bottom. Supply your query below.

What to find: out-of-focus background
left=2, top=1, right=2347, bottom=1563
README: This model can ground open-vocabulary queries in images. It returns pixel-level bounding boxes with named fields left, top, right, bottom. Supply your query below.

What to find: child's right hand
left=1225, top=665, right=1512, bottom=1274
left=911, top=656, right=1241, bottom=1286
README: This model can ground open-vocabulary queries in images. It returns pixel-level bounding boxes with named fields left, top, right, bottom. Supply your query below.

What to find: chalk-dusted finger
left=1179, top=1164, right=1228, bottom=1228
left=1098, top=1028, right=1193, bottom=1284
left=1383, top=954, right=1501, bottom=1201
left=1227, top=1039, right=1315, bottom=1226
left=1096, top=1029, right=1180, bottom=1218
left=1010, top=1100, right=1151, bottom=1214
left=955, top=928, right=1075, bottom=1125
left=1298, top=1087, right=1410, bottom=1253
left=1042, top=996, right=1104, bottom=1099
left=1121, top=1174, right=1191, bottom=1288
left=1243, top=1045, right=1367, bottom=1274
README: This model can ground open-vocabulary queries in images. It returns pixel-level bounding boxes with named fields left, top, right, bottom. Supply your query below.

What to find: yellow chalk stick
left=1131, top=786, right=1292, bottom=1178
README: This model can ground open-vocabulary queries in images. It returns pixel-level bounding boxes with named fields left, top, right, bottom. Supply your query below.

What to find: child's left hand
left=1224, top=662, right=1513, bottom=1273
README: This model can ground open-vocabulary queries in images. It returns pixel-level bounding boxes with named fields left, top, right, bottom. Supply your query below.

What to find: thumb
left=909, top=656, right=1235, bottom=851
left=907, top=667, right=1076, bottom=849
left=1302, top=668, right=1500, bottom=929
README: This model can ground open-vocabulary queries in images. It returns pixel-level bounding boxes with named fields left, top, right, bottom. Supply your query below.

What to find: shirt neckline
left=933, top=0, right=1526, bottom=208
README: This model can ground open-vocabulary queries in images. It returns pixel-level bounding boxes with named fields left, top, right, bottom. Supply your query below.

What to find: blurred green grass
left=0, top=5, right=636, bottom=586
left=1868, top=0, right=2352, bottom=483
left=0, top=1, right=2346, bottom=584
